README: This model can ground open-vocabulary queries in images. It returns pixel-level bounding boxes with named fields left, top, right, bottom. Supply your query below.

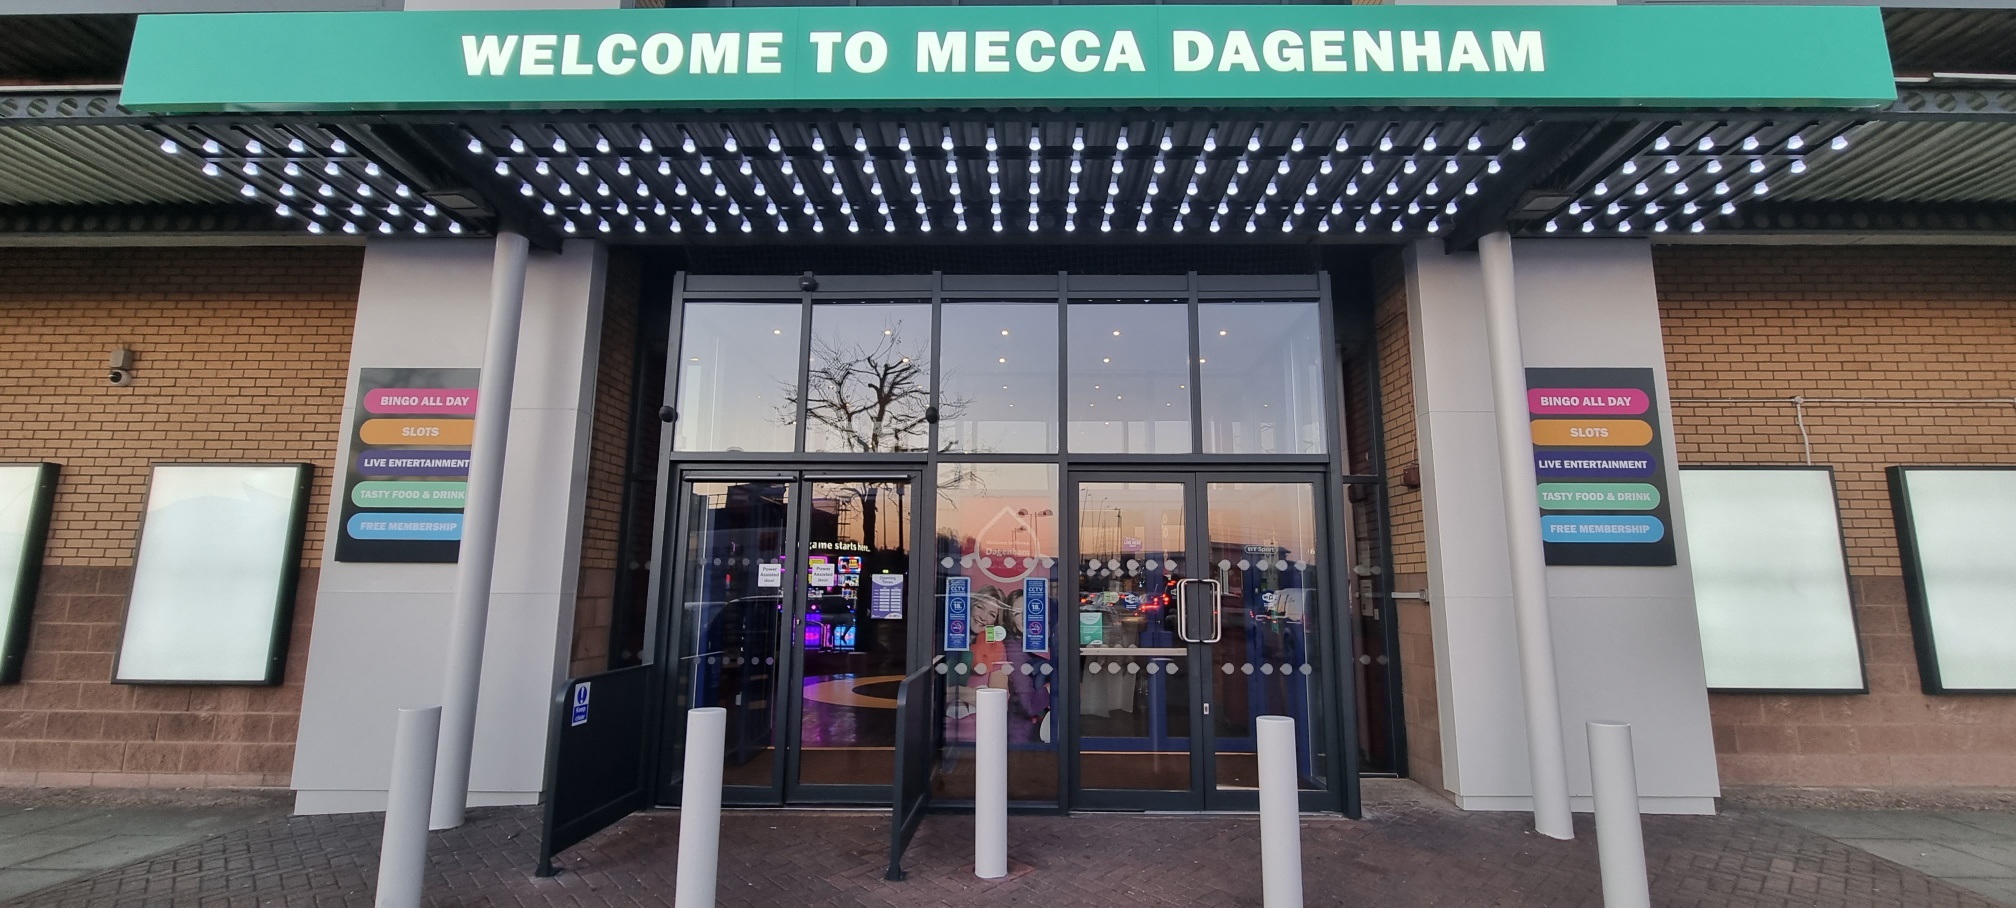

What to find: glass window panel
left=115, top=464, right=307, bottom=684
left=1074, top=481, right=1189, bottom=791
left=938, top=303, right=1059, bottom=455
left=674, top=302, right=802, bottom=453
left=934, top=463, right=1060, bottom=803
left=1895, top=468, right=2016, bottom=691
left=1067, top=302, right=1192, bottom=454
left=1206, top=482, right=1327, bottom=791
left=675, top=480, right=790, bottom=789
left=0, top=464, right=56, bottom=683
left=805, top=303, right=933, bottom=453
left=1679, top=468, right=1863, bottom=690
left=1199, top=303, right=1327, bottom=455
left=798, top=480, right=914, bottom=785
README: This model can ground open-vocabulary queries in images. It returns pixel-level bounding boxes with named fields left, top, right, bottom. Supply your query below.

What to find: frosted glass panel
left=1895, top=468, right=2016, bottom=692
left=0, top=464, right=56, bottom=683
left=116, top=464, right=308, bottom=684
left=1680, top=468, right=1862, bottom=690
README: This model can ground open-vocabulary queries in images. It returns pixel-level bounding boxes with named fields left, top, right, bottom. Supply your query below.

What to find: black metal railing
left=537, top=662, right=656, bottom=876
left=885, top=655, right=945, bottom=881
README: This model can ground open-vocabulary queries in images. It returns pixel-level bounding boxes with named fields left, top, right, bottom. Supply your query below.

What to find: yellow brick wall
left=1371, top=248, right=1440, bottom=792
left=1656, top=245, right=2016, bottom=791
left=0, top=245, right=361, bottom=788
left=569, top=251, right=640, bottom=677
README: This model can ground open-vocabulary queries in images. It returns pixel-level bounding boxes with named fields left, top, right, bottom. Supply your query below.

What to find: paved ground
left=1770, top=810, right=2016, bottom=907
left=0, top=800, right=281, bottom=903
left=10, top=781, right=2011, bottom=907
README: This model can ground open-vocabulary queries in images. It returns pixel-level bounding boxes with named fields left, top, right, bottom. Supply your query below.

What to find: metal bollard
left=1587, top=720, right=1652, bottom=908
left=1257, top=715, right=1304, bottom=908
left=375, top=706, right=441, bottom=908
left=675, top=707, right=728, bottom=908
left=975, top=687, right=1009, bottom=879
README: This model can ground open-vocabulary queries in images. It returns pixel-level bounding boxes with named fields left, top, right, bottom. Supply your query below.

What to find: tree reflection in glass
left=791, top=303, right=965, bottom=453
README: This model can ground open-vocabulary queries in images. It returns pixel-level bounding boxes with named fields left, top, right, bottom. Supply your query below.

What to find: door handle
left=1198, top=579, right=1223, bottom=644
left=1175, top=578, right=1222, bottom=644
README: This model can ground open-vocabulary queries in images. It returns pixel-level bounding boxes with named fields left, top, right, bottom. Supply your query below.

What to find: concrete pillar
left=1403, top=238, right=1719, bottom=815
left=291, top=238, right=607, bottom=815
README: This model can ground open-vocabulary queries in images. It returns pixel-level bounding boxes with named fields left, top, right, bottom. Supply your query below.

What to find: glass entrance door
left=668, top=472, right=917, bottom=805
left=1070, top=473, right=1333, bottom=810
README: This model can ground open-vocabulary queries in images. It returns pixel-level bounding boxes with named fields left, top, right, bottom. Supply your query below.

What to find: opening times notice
left=334, top=367, right=479, bottom=563
left=1526, top=366, right=1677, bottom=567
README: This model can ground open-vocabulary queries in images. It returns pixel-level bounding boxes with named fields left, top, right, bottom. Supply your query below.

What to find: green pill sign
left=1536, top=482, right=1660, bottom=511
left=351, top=481, right=468, bottom=509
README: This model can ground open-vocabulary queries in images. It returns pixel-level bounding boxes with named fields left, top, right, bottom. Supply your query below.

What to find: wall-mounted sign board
left=0, top=464, right=59, bottom=685
left=115, top=463, right=311, bottom=685
left=1889, top=466, right=2016, bottom=694
left=1528, top=366, right=1676, bottom=567
left=336, top=368, right=478, bottom=564
left=121, top=5, right=1893, bottom=113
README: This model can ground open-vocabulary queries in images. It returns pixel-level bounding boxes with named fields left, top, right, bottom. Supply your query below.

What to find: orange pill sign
left=359, top=418, right=475, bottom=446
left=1530, top=419, right=1654, bottom=447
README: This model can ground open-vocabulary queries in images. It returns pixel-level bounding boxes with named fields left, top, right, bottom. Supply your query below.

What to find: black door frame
left=654, top=465, right=928, bottom=807
left=1063, top=467, right=1345, bottom=813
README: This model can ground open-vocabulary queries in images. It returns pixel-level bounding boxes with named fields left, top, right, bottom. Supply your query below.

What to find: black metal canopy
left=3, top=3, right=2016, bottom=246
left=0, top=96, right=1915, bottom=249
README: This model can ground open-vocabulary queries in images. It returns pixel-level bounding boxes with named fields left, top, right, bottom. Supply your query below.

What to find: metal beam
left=0, top=90, right=146, bottom=127
left=404, top=123, right=567, bottom=250
left=0, top=1, right=394, bottom=13
left=1877, top=87, right=2016, bottom=121
left=0, top=201, right=294, bottom=233
left=1717, top=199, right=2016, bottom=233
left=1443, top=122, right=1599, bottom=252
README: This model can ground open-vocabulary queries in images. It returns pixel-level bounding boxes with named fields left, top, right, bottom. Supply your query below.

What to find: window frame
left=112, top=462, right=313, bottom=686
left=1888, top=464, right=2016, bottom=695
left=1678, top=464, right=1867, bottom=695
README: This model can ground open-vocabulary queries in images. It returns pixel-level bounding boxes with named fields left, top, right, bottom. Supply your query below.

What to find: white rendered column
left=430, top=230, right=530, bottom=829
left=1477, top=231, right=1574, bottom=840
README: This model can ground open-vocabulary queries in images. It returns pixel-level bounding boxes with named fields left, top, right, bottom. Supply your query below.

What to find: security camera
left=107, top=347, right=135, bottom=386
left=798, top=272, right=818, bottom=292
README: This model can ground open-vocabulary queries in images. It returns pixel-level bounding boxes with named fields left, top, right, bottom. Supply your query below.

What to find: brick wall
left=1372, top=249, right=1441, bottom=793
left=0, top=245, right=361, bottom=789
left=1656, top=245, right=2016, bottom=791
left=569, top=251, right=640, bottom=677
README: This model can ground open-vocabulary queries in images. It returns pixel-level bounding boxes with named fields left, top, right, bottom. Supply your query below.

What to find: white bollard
left=376, top=706, right=441, bottom=908
left=1257, top=715, right=1304, bottom=908
left=975, top=687, right=1009, bottom=880
left=1587, top=720, right=1653, bottom=908
left=675, top=707, right=728, bottom=908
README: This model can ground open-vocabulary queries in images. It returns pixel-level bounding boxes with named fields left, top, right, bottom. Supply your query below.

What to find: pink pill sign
left=364, top=388, right=478, bottom=415
left=1527, top=388, right=1650, bottom=416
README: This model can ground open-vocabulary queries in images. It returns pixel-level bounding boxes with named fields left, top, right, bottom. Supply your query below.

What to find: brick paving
left=17, top=786, right=2009, bottom=907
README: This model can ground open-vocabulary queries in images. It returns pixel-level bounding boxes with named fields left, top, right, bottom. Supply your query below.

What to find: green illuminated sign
left=120, top=5, right=1893, bottom=114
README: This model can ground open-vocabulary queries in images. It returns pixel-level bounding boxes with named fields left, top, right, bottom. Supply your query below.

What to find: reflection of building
left=0, top=1, right=2010, bottom=839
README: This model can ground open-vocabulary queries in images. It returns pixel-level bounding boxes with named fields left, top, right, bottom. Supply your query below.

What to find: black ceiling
left=1886, top=8, right=2016, bottom=75
left=0, top=15, right=133, bottom=85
